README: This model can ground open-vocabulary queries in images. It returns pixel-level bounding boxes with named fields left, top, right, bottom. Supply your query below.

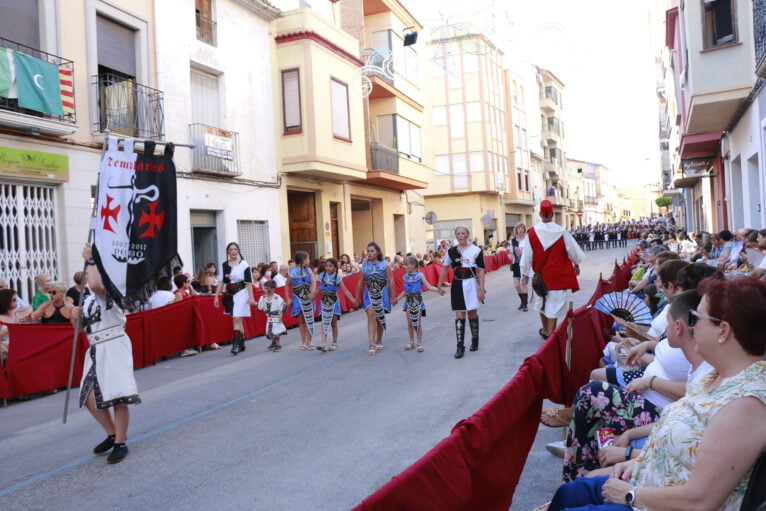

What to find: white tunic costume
left=218, top=260, right=253, bottom=318
left=79, top=294, right=140, bottom=410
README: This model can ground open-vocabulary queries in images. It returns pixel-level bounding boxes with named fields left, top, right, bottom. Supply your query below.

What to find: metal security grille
left=236, top=220, right=270, bottom=267
left=0, top=183, right=58, bottom=302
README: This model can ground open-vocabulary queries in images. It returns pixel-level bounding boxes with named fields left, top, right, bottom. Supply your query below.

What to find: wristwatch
left=625, top=445, right=634, bottom=460
left=625, top=488, right=636, bottom=507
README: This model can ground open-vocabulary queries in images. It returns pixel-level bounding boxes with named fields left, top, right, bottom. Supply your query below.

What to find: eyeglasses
left=48, top=290, right=58, bottom=295
left=689, top=309, right=723, bottom=326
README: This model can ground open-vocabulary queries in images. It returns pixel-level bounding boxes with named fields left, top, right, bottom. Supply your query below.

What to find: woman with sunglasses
left=30, top=281, right=73, bottom=324
left=544, top=276, right=766, bottom=511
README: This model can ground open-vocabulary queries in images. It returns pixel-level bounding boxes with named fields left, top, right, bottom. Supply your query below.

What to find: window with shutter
left=190, top=68, right=221, bottom=127
left=97, top=15, right=136, bottom=78
left=237, top=220, right=270, bottom=266
left=282, top=69, right=301, bottom=134
left=330, top=79, right=350, bottom=141
left=0, top=1, right=40, bottom=50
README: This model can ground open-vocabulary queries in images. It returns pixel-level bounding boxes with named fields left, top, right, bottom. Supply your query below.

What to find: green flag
left=15, top=51, right=63, bottom=116
left=0, top=48, right=11, bottom=98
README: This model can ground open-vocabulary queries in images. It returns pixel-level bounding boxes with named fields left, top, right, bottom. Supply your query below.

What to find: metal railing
left=189, top=123, right=241, bottom=176
left=585, top=197, right=598, bottom=206
left=371, top=142, right=399, bottom=174
left=362, top=49, right=395, bottom=85
left=196, top=12, right=217, bottom=46
left=0, top=37, right=76, bottom=125
left=453, top=173, right=469, bottom=188
left=92, top=73, right=165, bottom=140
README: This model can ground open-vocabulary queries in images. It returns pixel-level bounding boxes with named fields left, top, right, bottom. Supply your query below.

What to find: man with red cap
left=519, top=200, right=585, bottom=339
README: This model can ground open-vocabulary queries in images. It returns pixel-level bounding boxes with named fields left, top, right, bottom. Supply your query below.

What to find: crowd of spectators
left=535, top=217, right=766, bottom=510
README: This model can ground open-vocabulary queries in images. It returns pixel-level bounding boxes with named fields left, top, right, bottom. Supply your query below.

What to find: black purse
left=531, top=243, right=553, bottom=298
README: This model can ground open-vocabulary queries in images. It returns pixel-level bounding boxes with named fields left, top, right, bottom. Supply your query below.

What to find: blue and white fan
left=594, top=291, right=653, bottom=325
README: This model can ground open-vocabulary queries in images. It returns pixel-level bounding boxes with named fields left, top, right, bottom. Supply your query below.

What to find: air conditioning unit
left=540, top=139, right=548, bottom=147
left=536, top=73, right=543, bottom=83
left=543, top=171, right=551, bottom=179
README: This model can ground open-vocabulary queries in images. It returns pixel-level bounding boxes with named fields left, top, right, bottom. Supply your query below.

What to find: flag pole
left=62, top=132, right=112, bottom=424
left=565, top=301, right=574, bottom=370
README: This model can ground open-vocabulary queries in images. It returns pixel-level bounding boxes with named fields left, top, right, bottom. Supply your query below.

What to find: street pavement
left=0, top=245, right=631, bottom=510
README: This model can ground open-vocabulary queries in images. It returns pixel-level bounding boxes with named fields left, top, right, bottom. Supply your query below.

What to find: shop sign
left=0, top=146, right=68, bottom=182
left=681, top=156, right=714, bottom=179
left=204, top=126, right=234, bottom=160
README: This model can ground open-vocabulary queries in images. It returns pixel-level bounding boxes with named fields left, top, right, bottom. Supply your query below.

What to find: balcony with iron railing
left=196, top=12, right=217, bottom=46
left=585, top=197, right=598, bottom=206
left=367, top=143, right=427, bottom=190
left=189, top=123, right=241, bottom=176
left=0, top=37, right=77, bottom=136
left=92, top=73, right=164, bottom=140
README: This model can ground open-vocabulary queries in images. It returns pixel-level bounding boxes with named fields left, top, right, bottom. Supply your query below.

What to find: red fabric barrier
left=356, top=259, right=627, bottom=510
left=356, top=305, right=610, bottom=510
left=2, top=323, right=89, bottom=398
left=483, top=251, right=510, bottom=272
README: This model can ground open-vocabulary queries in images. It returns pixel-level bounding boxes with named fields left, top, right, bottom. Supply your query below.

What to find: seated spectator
left=191, top=267, right=210, bottom=294
left=32, top=273, right=51, bottom=309
left=251, top=268, right=263, bottom=293
left=0, top=278, right=31, bottom=312
left=148, top=276, right=179, bottom=310
left=0, top=288, right=23, bottom=362
left=173, top=274, right=194, bottom=300
left=30, top=281, right=73, bottom=324
left=545, top=276, right=766, bottom=511
left=65, top=271, right=89, bottom=306
left=170, top=266, right=183, bottom=291
left=273, top=264, right=288, bottom=288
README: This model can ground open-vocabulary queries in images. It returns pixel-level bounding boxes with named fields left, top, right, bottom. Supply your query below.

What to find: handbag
left=531, top=244, right=553, bottom=298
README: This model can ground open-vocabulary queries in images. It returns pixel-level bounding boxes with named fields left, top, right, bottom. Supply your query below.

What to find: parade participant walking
left=287, top=251, right=317, bottom=350
left=511, top=222, right=529, bottom=311
left=437, top=226, right=486, bottom=359
left=71, top=243, right=140, bottom=464
left=257, top=280, right=287, bottom=352
left=316, top=258, right=358, bottom=352
left=397, top=256, right=443, bottom=352
left=521, top=200, right=585, bottom=340
left=355, top=242, right=397, bottom=355
left=213, top=242, right=256, bottom=355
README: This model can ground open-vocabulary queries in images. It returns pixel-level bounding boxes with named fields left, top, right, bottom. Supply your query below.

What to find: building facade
left=423, top=27, right=510, bottom=247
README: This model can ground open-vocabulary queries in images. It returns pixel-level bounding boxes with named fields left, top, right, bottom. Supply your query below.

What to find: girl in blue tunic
left=396, top=256, right=443, bottom=352
left=355, top=242, right=397, bottom=355
left=286, top=251, right=317, bottom=349
left=316, top=258, right=358, bottom=352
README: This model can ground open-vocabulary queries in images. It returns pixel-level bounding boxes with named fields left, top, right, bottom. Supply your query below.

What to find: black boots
left=454, top=318, right=466, bottom=359
left=521, top=293, right=528, bottom=312
left=469, top=318, right=479, bottom=351
left=230, top=330, right=245, bottom=355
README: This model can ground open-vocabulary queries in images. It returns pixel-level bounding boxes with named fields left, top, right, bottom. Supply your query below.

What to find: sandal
left=328, top=343, right=337, bottom=351
left=405, top=343, right=416, bottom=350
left=367, top=345, right=376, bottom=355
left=298, top=344, right=308, bottom=350
left=375, top=343, right=384, bottom=351
left=538, top=328, right=549, bottom=340
left=416, top=345, right=424, bottom=352
left=317, top=345, right=326, bottom=352
left=539, top=407, right=573, bottom=428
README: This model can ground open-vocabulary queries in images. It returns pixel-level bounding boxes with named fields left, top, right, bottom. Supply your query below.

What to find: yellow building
left=273, top=0, right=431, bottom=260
left=424, top=27, right=509, bottom=247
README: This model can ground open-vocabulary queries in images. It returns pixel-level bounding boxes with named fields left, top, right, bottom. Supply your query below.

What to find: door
left=0, top=183, right=58, bottom=302
left=330, top=202, right=340, bottom=258
left=190, top=210, right=218, bottom=271
left=288, top=190, right=317, bottom=260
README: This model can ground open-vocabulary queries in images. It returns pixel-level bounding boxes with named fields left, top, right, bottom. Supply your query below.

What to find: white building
left=154, top=0, right=283, bottom=271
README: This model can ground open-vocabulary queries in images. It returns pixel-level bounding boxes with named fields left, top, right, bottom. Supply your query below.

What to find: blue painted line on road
left=0, top=347, right=363, bottom=498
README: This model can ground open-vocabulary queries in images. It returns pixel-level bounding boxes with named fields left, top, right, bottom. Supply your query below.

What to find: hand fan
left=594, top=291, right=653, bottom=325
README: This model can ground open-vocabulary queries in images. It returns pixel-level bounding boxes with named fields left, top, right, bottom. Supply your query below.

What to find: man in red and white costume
left=520, top=200, right=585, bottom=339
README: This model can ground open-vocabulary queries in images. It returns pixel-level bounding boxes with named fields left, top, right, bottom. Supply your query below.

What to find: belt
left=89, top=325, right=124, bottom=345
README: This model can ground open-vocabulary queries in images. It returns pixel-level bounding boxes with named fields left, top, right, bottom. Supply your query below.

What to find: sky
left=404, top=0, right=664, bottom=189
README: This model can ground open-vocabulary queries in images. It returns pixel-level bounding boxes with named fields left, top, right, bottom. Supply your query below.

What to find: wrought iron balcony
left=196, top=12, right=217, bottom=46
left=189, top=123, right=241, bottom=176
left=92, top=73, right=164, bottom=140
left=371, top=142, right=399, bottom=174
left=0, top=37, right=76, bottom=129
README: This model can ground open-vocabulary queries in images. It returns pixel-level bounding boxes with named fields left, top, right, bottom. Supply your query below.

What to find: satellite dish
left=424, top=211, right=437, bottom=225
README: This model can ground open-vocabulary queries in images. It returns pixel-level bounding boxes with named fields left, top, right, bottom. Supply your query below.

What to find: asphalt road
left=0, top=245, right=631, bottom=511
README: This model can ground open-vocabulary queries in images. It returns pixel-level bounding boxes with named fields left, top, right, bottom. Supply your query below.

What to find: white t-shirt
left=149, top=290, right=175, bottom=310
left=758, top=254, right=766, bottom=270
left=647, top=305, right=669, bottom=340
left=273, top=273, right=287, bottom=288
left=641, top=339, right=691, bottom=409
